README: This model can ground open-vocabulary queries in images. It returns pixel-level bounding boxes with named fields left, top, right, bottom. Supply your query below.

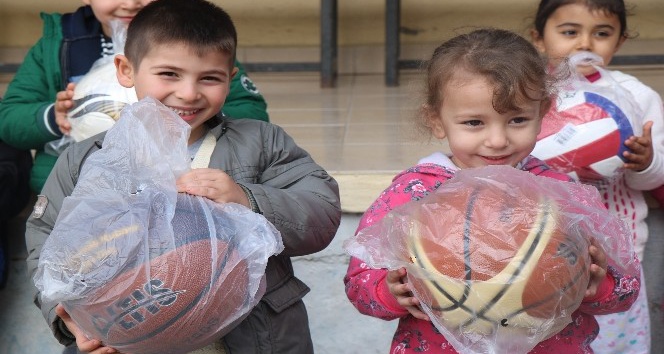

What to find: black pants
left=0, top=140, right=32, bottom=289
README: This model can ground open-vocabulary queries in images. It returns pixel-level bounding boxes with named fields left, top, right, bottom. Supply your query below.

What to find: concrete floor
left=1, top=200, right=64, bottom=353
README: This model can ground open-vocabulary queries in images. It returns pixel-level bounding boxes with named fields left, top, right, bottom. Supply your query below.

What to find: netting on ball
left=35, top=98, right=284, bottom=354
left=68, top=20, right=138, bottom=143
left=344, top=165, right=639, bottom=354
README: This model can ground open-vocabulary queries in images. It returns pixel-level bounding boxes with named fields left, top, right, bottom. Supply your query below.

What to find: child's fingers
left=386, top=268, right=428, bottom=319
left=386, top=268, right=406, bottom=285
left=589, top=263, right=607, bottom=281
left=404, top=304, right=430, bottom=321
left=77, top=339, right=105, bottom=353
left=624, top=137, right=645, bottom=152
left=585, top=238, right=608, bottom=299
left=398, top=290, right=430, bottom=321
left=56, top=305, right=116, bottom=353
left=623, top=159, right=647, bottom=171
left=176, top=169, right=228, bottom=187
left=387, top=268, right=410, bottom=298
left=623, top=121, right=653, bottom=152
left=394, top=284, right=414, bottom=302
left=55, top=94, right=74, bottom=109
left=178, top=185, right=214, bottom=198
left=585, top=284, right=598, bottom=298
left=622, top=150, right=652, bottom=170
left=589, top=239, right=607, bottom=269
left=400, top=283, right=429, bottom=320
left=623, top=121, right=652, bottom=148
left=56, top=84, right=76, bottom=102
left=55, top=305, right=99, bottom=350
left=175, top=170, right=206, bottom=192
left=585, top=262, right=607, bottom=298
left=641, top=120, right=653, bottom=140
left=623, top=124, right=654, bottom=170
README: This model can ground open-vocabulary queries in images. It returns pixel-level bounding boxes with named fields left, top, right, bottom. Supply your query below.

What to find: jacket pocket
left=261, top=276, right=310, bottom=313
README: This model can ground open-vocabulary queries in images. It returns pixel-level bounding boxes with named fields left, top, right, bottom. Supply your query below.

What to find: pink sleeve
left=582, top=273, right=614, bottom=303
left=522, top=156, right=575, bottom=182
left=344, top=257, right=408, bottom=320
left=577, top=265, right=641, bottom=315
left=344, top=168, right=447, bottom=320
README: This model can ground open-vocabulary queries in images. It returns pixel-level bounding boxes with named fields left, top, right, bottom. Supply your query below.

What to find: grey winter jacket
left=25, top=117, right=342, bottom=353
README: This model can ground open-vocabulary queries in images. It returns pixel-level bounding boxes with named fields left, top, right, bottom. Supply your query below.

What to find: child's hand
left=386, top=267, right=430, bottom=321
left=623, top=121, right=654, bottom=172
left=585, top=238, right=608, bottom=299
left=55, top=83, right=76, bottom=135
left=176, top=168, right=251, bottom=207
left=55, top=304, right=117, bottom=354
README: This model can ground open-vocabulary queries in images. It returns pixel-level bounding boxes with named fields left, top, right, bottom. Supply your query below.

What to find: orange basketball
left=63, top=194, right=251, bottom=354
left=404, top=183, right=591, bottom=339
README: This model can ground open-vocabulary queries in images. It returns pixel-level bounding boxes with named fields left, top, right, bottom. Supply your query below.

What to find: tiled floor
left=259, top=71, right=446, bottom=213
left=262, top=72, right=443, bottom=172
left=261, top=68, right=664, bottom=174
left=2, top=67, right=664, bottom=353
left=259, top=67, right=664, bottom=212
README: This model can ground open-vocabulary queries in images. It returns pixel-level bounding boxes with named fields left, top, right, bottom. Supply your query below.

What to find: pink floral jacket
left=344, top=156, right=640, bottom=354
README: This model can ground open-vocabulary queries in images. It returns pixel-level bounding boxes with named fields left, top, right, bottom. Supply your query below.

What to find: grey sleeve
left=25, top=147, right=79, bottom=346
left=244, top=125, right=342, bottom=257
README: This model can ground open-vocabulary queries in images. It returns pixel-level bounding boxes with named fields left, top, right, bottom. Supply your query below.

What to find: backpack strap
left=190, top=132, right=217, bottom=169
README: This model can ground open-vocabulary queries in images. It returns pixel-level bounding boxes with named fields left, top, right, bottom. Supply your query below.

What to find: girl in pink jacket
left=344, top=28, right=640, bottom=354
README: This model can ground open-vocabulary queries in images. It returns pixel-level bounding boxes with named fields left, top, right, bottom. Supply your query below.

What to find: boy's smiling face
left=115, top=42, right=237, bottom=144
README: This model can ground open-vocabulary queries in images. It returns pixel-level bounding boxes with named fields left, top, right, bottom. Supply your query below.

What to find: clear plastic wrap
left=532, top=52, right=641, bottom=181
left=35, top=97, right=284, bottom=354
left=344, top=165, right=639, bottom=354
left=45, top=20, right=137, bottom=156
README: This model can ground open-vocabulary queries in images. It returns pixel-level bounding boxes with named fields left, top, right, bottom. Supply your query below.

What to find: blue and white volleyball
left=533, top=90, right=635, bottom=181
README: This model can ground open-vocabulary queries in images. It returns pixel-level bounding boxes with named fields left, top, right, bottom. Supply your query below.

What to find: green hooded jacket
left=0, top=8, right=269, bottom=193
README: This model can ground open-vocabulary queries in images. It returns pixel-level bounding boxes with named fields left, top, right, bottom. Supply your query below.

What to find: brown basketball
left=405, top=184, right=591, bottom=337
left=64, top=195, right=251, bottom=354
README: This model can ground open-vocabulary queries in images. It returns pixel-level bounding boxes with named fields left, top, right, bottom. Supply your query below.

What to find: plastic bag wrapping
left=35, top=97, right=284, bottom=354
left=532, top=52, right=642, bottom=181
left=344, top=165, right=639, bottom=354
left=45, top=20, right=137, bottom=156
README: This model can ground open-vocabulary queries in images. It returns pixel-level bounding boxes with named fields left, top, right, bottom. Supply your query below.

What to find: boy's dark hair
left=125, top=0, right=237, bottom=67
left=421, top=28, right=552, bottom=131
left=533, top=0, right=632, bottom=39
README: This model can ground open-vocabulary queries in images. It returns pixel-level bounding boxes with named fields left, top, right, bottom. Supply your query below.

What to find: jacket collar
left=61, top=5, right=102, bottom=40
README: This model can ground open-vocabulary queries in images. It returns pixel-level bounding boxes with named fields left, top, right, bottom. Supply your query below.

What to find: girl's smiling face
left=428, top=71, right=544, bottom=169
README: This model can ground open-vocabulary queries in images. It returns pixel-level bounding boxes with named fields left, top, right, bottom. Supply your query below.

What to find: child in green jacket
left=0, top=0, right=269, bottom=194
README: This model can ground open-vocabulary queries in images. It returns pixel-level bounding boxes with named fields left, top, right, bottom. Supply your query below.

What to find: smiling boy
left=25, top=1, right=342, bottom=353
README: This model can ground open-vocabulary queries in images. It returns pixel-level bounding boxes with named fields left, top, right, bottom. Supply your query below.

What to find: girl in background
left=531, top=1, right=664, bottom=352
